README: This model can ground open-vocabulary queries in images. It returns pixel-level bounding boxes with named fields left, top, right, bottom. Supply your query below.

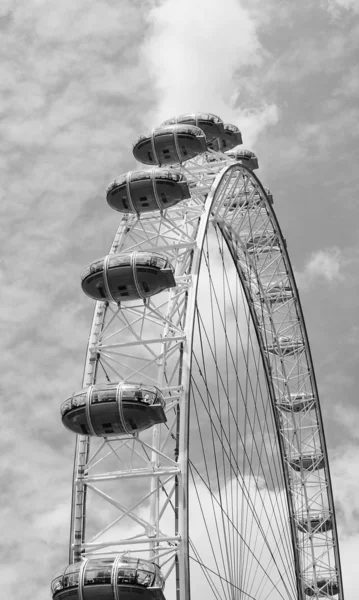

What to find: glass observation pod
left=133, top=124, right=207, bottom=166
left=207, top=123, right=243, bottom=151
left=289, top=453, right=325, bottom=472
left=276, top=392, right=316, bottom=412
left=260, top=283, right=292, bottom=304
left=225, top=187, right=274, bottom=211
left=265, top=188, right=274, bottom=204
left=106, top=168, right=191, bottom=214
left=245, top=233, right=279, bottom=254
left=225, top=149, right=259, bottom=170
left=51, top=556, right=165, bottom=600
left=266, top=336, right=304, bottom=356
left=61, top=383, right=167, bottom=436
left=161, top=112, right=224, bottom=143
left=304, top=579, right=339, bottom=597
left=81, top=251, right=176, bottom=303
left=297, top=515, right=333, bottom=533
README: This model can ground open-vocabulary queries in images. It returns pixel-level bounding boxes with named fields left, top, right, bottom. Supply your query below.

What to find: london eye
left=51, top=113, right=344, bottom=600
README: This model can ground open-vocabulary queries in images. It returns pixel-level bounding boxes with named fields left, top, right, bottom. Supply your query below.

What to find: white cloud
left=141, top=0, right=278, bottom=146
left=330, top=444, right=359, bottom=599
left=296, top=247, right=343, bottom=288
left=326, top=0, right=359, bottom=15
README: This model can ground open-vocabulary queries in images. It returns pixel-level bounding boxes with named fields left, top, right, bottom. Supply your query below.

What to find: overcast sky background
left=1, top=0, right=359, bottom=598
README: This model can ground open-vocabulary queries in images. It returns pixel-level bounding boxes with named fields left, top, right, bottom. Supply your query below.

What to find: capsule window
left=103, top=423, right=114, bottom=433
left=150, top=256, right=167, bottom=269
left=92, top=390, right=109, bottom=404
left=137, top=570, right=154, bottom=587
left=72, top=394, right=86, bottom=408
left=61, top=399, right=72, bottom=416
left=51, top=576, right=64, bottom=593
left=84, top=568, right=111, bottom=585
left=96, top=286, right=106, bottom=299
left=117, top=568, right=137, bottom=583
left=63, top=573, right=79, bottom=588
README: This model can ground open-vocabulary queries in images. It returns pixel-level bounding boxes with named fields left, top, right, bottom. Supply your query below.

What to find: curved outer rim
left=217, top=225, right=302, bottom=600
left=239, top=167, right=344, bottom=600
left=67, top=159, right=343, bottom=600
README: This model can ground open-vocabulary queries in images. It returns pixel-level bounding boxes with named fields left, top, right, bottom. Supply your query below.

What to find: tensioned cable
left=190, top=363, right=296, bottom=600
left=215, top=234, right=295, bottom=594
left=205, top=233, right=238, bottom=596
left=189, top=365, right=296, bottom=600
left=214, top=234, right=291, bottom=597
left=189, top=540, right=260, bottom=600
left=188, top=460, right=293, bottom=600
left=191, top=237, right=296, bottom=596
left=215, top=225, right=291, bottom=520
left=197, top=247, right=296, bottom=572
left=189, top=541, right=223, bottom=600
left=215, top=223, right=297, bottom=573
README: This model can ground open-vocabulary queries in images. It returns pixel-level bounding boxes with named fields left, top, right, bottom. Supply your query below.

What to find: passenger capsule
left=245, top=233, right=279, bottom=255
left=266, top=336, right=304, bottom=356
left=276, top=392, right=315, bottom=412
left=61, top=383, right=166, bottom=436
left=106, top=169, right=191, bottom=214
left=226, top=149, right=259, bottom=170
left=51, top=556, right=165, bottom=600
left=228, top=188, right=273, bottom=212
left=208, top=123, right=243, bottom=151
left=304, top=579, right=339, bottom=597
left=226, top=187, right=273, bottom=211
left=161, top=113, right=224, bottom=142
left=133, top=124, right=207, bottom=166
left=81, top=251, right=176, bottom=302
left=289, top=454, right=325, bottom=472
left=262, top=283, right=292, bottom=304
left=265, top=188, right=274, bottom=204
left=297, top=515, right=333, bottom=534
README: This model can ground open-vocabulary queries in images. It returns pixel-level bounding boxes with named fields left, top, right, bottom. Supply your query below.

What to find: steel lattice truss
left=69, top=151, right=343, bottom=600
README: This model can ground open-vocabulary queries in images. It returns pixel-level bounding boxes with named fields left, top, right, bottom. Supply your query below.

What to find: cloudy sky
left=1, top=0, right=359, bottom=598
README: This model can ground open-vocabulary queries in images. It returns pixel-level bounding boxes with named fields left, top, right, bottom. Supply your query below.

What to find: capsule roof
left=289, top=454, right=325, bottom=471
left=226, top=148, right=259, bottom=170
left=304, top=579, right=339, bottom=597
left=106, top=168, right=190, bottom=214
left=161, top=113, right=224, bottom=142
left=297, top=515, right=333, bottom=533
left=133, top=124, right=207, bottom=166
left=267, top=336, right=304, bottom=355
left=208, top=123, right=243, bottom=151
left=276, top=392, right=315, bottom=412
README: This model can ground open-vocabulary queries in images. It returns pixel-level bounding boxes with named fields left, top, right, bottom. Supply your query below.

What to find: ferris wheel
left=51, top=113, right=344, bottom=600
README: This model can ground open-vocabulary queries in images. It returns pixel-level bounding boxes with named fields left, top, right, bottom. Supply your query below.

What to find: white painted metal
left=68, top=149, right=343, bottom=600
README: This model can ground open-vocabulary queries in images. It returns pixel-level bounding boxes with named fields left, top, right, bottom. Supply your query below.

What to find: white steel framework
left=69, top=151, right=344, bottom=600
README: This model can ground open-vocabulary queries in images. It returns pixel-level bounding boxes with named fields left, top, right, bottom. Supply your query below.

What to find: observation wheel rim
left=67, top=160, right=343, bottom=600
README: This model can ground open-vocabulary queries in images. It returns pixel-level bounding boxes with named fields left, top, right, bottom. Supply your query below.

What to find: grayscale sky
left=1, top=0, right=359, bottom=598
